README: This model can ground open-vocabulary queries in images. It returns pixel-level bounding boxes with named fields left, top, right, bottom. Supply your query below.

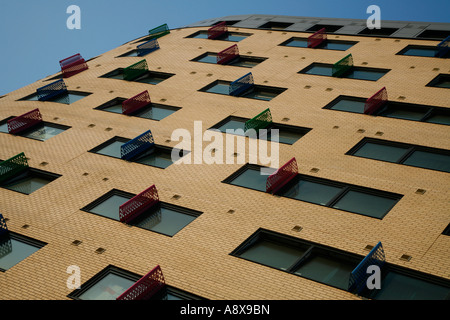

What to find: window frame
left=0, top=232, right=47, bottom=272
left=190, top=52, right=267, bottom=68
left=279, top=37, right=358, bottom=51
left=17, top=90, right=91, bottom=103
left=346, top=137, right=450, bottom=173
left=396, top=45, right=448, bottom=58
left=298, top=63, right=390, bottom=81
left=426, top=74, right=450, bottom=89
left=99, top=68, right=175, bottom=84
left=185, top=30, right=252, bottom=41
left=0, top=167, right=61, bottom=195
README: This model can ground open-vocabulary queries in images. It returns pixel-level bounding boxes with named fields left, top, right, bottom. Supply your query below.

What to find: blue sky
left=0, top=0, right=448, bottom=96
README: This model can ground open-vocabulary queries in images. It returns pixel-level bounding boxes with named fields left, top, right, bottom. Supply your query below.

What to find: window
left=231, top=229, right=361, bottom=291
left=0, top=116, right=15, bottom=133
left=397, top=45, right=449, bottom=58
left=280, top=37, right=357, bottom=51
left=68, top=265, right=204, bottom=300
left=306, top=24, right=344, bottom=33
left=0, top=233, right=46, bottom=272
left=416, top=29, right=450, bottom=40
left=358, top=27, right=398, bottom=36
left=347, top=138, right=450, bottom=173
left=82, top=189, right=134, bottom=221
left=18, top=91, right=90, bottom=104
left=223, top=164, right=402, bottom=219
left=323, top=96, right=450, bottom=126
left=209, top=116, right=311, bottom=145
left=443, top=223, right=450, bottom=236
left=89, top=136, right=187, bottom=169
left=95, top=98, right=180, bottom=121
left=191, top=52, right=266, bottom=68
left=258, top=21, right=293, bottom=30
left=298, top=63, right=389, bottom=81
left=130, top=203, right=201, bottom=237
left=199, top=80, right=286, bottom=101
left=116, top=50, right=140, bottom=57
left=0, top=117, right=70, bottom=141
left=186, top=30, right=251, bottom=42
left=100, top=68, right=174, bottom=84
left=366, top=268, right=450, bottom=300
left=427, top=74, right=450, bottom=89
left=82, top=190, right=201, bottom=237
left=0, top=167, right=60, bottom=195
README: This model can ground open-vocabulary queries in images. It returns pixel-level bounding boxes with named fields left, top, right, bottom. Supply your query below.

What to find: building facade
left=0, top=15, right=449, bottom=300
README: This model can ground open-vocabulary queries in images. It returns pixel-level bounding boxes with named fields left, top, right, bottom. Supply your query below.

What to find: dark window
left=215, top=20, right=240, bottom=26
left=298, top=63, right=389, bottom=81
left=367, top=268, right=450, bottom=300
left=347, top=138, right=450, bottom=173
left=199, top=80, right=286, bottom=101
left=258, top=21, right=293, bottom=30
left=279, top=37, right=357, bottom=51
left=223, top=164, right=402, bottom=219
left=231, top=229, right=361, bottom=291
left=427, top=74, right=450, bottom=89
left=100, top=68, right=174, bottom=84
left=191, top=52, right=266, bottom=68
left=358, top=27, right=398, bottom=36
left=306, top=24, right=344, bottom=33
left=81, top=189, right=134, bottom=221
left=0, top=233, right=46, bottom=272
left=95, top=98, right=180, bottom=121
left=209, top=116, right=311, bottom=145
left=0, top=116, right=15, bottom=133
left=89, top=136, right=187, bottom=169
left=68, top=265, right=204, bottom=300
left=185, top=30, right=251, bottom=42
left=0, top=168, right=60, bottom=195
left=82, top=190, right=201, bottom=236
left=397, top=45, right=448, bottom=58
left=416, top=30, right=450, bottom=40
left=18, top=91, right=90, bottom=104
left=443, top=224, right=450, bottom=236
left=116, top=50, right=140, bottom=58
left=130, top=203, right=201, bottom=237
left=323, top=95, right=450, bottom=126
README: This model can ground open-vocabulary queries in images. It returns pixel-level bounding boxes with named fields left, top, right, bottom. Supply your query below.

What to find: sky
left=0, top=0, right=449, bottom=96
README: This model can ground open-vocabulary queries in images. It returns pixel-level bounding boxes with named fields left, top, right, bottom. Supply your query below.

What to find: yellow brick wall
left=0, top=26, right=448, bottom=300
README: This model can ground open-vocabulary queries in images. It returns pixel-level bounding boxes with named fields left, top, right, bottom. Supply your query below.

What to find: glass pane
left=216, top=119, right=246, bottom=134
left=330, top=99, right=366, bottom=113
left=304, top=65, right=333, bottom=76
left=134, top=150, right=173, bottom=169
left=229, top=167, right=268, bottom=192
left=21, top=124, right=66, bottom=141
left=135, top=105, right=177, bottom=121
left=372, top=272, right=450, bottom=300
left=121, top=50, right=139, bottom=57
left=239, top=239, right=306, bottom=271
left=134, top=206, right=197, bottom=236
left=284, top=39, right=308, bottom=48
left=89, top=194, right=131, bottom=220
left=102, top=103, right=123, bottom=114
left=0, top=237, right=40, bottom=270
left=294, top=254, right=355, bottom=290
left=135, top=75, right=166, bottom=85
left=352, top=142, right=409, bottom=163
left=191, top=31, right=208, bottom=39
left=3, top=176, right=51, bottom=194
left=379, top=106, right=428, bottom=121
left=345, top=68, right=386, bottom=81
left=229, top=58, right=259, bottom=68
left=425, top=113, right=450, bottom=125
left=95, top=140, right=125, bottom=158
left=23, top=93, right=39, bottom=101
left=264, top=128, right=304, bottom=145
left=280, top=179, right=343, bottom=206
left=78, top=273, right=136, bottom=300
left=196, top=54, right=217, bottom=64
left=220, top=34, right=247, bottom=42
left=205, top=82, right=230, bottom=95
left=321, top=42, right=354, bottom=51
left=402, top=47, right=438, bottom=57
left=403, top=151, right=450, bottom=173
left=51, top=93, right=86, bottom=104
left=242, top=89, right=278, bottom=101
left=435, top=79, right=450, bottom=88
left=332, top=190, right=398, bottom=218
left=0, top=122, right=9, bottom=133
